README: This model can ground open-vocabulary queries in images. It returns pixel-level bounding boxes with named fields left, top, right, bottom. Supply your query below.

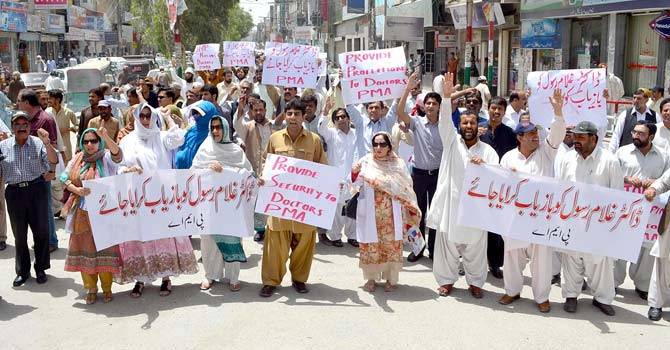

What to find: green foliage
left=125, top=0, right=254, bottom=57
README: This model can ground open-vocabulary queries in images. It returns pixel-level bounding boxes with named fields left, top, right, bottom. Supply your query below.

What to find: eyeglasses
left=139, top=113, right=152, bottom=120
left=372, top=142, right=389, bottom=148
left=211, top=125, right=222, bottom=131
left=333, top=114, right=348, bottom=121
left=631, top=130, right=648, bottom=136
left=82, top=139, right=99, bottom=145
left=12, top=124, right=29, bottom=130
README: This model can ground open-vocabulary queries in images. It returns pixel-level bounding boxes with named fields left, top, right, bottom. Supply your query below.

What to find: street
left=0, top=220, right=667, bottom=350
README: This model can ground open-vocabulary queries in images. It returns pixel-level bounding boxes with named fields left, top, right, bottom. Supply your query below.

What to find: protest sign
left=624, top=183, right=669, bottom=246
left=457, top=164, right=650, bottom=262
left=223, top=41, right=256, bottom=67
left=262, top=42, right=319, bottom=88
left=339, top=47, right=407, bottom=105
left=255, top=154, right=341, bottom=229
left=83, top=169, right=257, bottom=251
left=319, top=52, right=327, bottom=76
left=527, top=68, right=607, bottom=128
left=193, top=43, right=221, bottom=71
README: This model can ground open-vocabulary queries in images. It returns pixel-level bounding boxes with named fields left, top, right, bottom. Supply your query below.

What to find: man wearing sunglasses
left=0, top=112, right=59, bottom=287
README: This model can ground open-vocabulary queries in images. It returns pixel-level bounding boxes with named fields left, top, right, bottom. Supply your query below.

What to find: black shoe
left=582, top=279, right=588, bottom=291
left=253, top=232, right=265, bottom=242
left=489, top=267, right=503, bottom=279
left=36, top=271, right=48, bottom=284
left=54, top=212, right=63, bottom=220
left=319, top=233, right=333, bottom=246
left=551, top=273, right=561, bottom=285
left=347, top=239, right=359, bottom=247
left=458, top=263, right=465, bottom=276
left=0, top=241, right=6, bottom=251
left=331, top=239, right=343, bottom=247
left=563, top=298, right=578, bottom=313
left=648, top=307, right=663, bottom=321
left=49, top=245, right=58, bottom=253
left=13, top=275, right=29, bottom=287
left=292, top=281, right=309, bottom=294
left=635, top=288, right=648, bottom=300
left=259, top=285, right=276, bottom=297
left=592, top=299, right=615, bottom=316
left=407, top=250, right=424, bottom=262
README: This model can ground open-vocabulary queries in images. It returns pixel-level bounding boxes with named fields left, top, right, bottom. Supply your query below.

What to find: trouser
left=561, top=252, right=615, bottom=304
left=81, top=272, right=113, bottom=293
left=648, top=257, right=670, bottom=308
left=614, top=246, right=654, bottom=292
left=552, top=251, right=562, bottom=276
left=261, top=229, right=316, bottom=286
left=411, top=168, right=438, bottom=257
left=46, top=182, right=57, bottom=247
left=51, top=179, right=63, bottom=213
left=433, top=232, right=488, bottom=288
left=487, top=232, right=505, bottom=270
left=5, top=179, right=51, bottom=277
left=0, top=178, right=6, bottom=242
left=201, top=234, right=241, bottom=284
left=503, top=244, right=553, bottom=303
left=326, top=201, right=356, bottom=241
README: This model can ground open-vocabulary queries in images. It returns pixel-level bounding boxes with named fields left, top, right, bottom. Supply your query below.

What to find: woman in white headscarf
left=117, top=103, right=199, bottom=298
left=191, top=115, right=253, bottom=291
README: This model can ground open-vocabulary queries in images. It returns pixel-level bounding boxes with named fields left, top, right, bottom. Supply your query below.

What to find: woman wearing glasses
left=350, top=131, right=421, bottom=292
left=61, top=127, right=123, bottom=304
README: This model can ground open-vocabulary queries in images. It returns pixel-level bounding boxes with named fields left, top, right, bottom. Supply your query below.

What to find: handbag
left=342, top=192, right=359, bottom=219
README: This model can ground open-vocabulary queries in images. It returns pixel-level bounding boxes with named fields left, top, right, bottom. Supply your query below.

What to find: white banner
left=624, top=183, right=669, bottom=245
left=527, top=68, right=607, bottom=128
left=193, top=43, right=221, bottom=71
left=262, top=42, right=319, bottom=88
left=339, top=47, right=407, bottom=105
left=457, top=164, right=650, bottom=262
left=255, top=154, right=341, bottom=229
left=83, top=169, right=257, bottom=251
left=223, top=41, right=256, bottom=68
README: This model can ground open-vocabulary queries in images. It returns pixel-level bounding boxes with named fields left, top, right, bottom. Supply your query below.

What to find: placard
left=262, top=42, right=319, bottom=88
left=193, top=43, right=221, bottom=71
left=624, top=183, right=669, bottom=245
left=223, top=41, right=256, bottom=68
left=339, top=47, right=407, bottom=105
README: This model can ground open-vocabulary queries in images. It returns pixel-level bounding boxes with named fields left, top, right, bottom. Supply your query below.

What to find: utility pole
left=485, top=1, right=497, bottom=91
left=464, top=0, right=473, bottom=85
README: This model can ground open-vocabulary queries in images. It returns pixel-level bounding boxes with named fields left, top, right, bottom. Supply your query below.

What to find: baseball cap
left=572, top=121, right=598, bottom=134
left=514, top=121, right=537, bottom=135
left=11, top=111, right=29, bottom=123
left=97, top=100, right=111, bottom=108
left=478, top=75, right=487, bottom=82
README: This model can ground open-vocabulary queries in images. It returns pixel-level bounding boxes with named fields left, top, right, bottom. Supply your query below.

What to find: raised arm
left=438, top=72, right=456, bottom=144
left=398, top=71, right=419, bottom=126
left=546, top=89, right=567, bottom=150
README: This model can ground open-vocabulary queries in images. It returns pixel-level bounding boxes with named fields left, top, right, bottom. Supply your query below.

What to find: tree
left=125, top=0, right=254, bottom=57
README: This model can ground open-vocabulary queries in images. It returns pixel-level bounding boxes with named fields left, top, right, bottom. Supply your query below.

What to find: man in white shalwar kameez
left=427, top=73, right=499, bottom=298
left=498, top=89, right=566, bottom=313
left=644, top=169, right=670, bottom=321
left=555, top=120, right=624, bottom=316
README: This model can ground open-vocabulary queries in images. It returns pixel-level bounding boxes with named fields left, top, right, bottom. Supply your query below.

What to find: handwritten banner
left=624, top=184, right=669, bottom=246
left=255, top=154, right=341, bottom=229
left=527, top=68, right=606, bottom=128
left=193, top=43, right=221, bottom=71
left=339, top=47, right=407, bottom=105
left=223, top=41, right=256, bottom=68
left=83, top=169, right=257, bottom=251
left=262, top=42, right=319, bottom=88
left=457, top=164, right=650, bottom=262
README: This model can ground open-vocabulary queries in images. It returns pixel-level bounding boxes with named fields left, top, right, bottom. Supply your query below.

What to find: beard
left=459, top=129, right=477, bottom=141
left=632, top=138, right=648, bottom=148
left=185, top=76, right=193, bottom=83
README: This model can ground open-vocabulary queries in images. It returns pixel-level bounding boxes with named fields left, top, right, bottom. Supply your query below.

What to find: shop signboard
left=0, top=1, right=28, bottom=33
left=383, top=16, right=424, bottom=42
left=435, top=33, right=457, bottom=48
left=650, top=11, right=670, bottom=40
left=34, top=0, right=68, bottom=10
left=521, top=19, right=561, bottom=49
left=27, top=14, right=42, bottom=32
left=67, top=5, right=87, bottom=29
left=43, top=14, right=65, bottom=34
left=521, top=0, right=661, bottom=20
left=347, top=0, right=365, bottom=14
left=449, top=2, right=504, bottom=30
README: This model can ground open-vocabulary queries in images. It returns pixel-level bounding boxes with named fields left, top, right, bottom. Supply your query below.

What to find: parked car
left=20, top=72, right=50, bottom=90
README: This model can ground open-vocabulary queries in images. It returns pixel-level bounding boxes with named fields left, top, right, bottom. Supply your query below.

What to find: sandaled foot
left=200, top=279, right=213, bottom=291
left=159, top=279, right=172, bottom=296
left=229, top=282, right=241, bottom=292
left=102, top=291, right=113, bottom=303
left=363, top=280, right=376, bottom=292
left=384, top=282, right=397, bottom=292
left=85, top=289, right=98, bottom=305
left=130, top=282, right=144, bottom=298
left=438, top=284, right=453, bottom=297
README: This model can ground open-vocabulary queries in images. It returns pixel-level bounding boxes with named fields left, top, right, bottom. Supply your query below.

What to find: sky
left=239, top=0, right=272, bottom=25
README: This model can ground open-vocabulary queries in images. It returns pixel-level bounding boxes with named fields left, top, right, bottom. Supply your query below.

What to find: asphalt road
left=0, top=219, right=668, bottom=350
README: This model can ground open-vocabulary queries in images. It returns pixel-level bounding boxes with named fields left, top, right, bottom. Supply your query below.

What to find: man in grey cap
left=555, top=120, right=624, bottom=316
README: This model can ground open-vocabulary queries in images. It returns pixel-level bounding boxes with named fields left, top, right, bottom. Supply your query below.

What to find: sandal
left=102, top=291, right=113, bottom=303
left=229, top=282, right=241, bottom=292
left=159, top=279, right=172, bottom=296
left=384, top=282, right=397, bottom=292
left=200, top=279, right=213, bottom=291
left=85, top=289, right=98, bottom=305
left=363, top=280, right=376, bottom=292
left=130, top=282, right=144, bottom=298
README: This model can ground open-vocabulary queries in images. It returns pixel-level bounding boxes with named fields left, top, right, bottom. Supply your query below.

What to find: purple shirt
left=29, top=109, right=58, bottom=146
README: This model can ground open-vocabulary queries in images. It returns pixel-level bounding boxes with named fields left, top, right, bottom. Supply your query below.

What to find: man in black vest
left=608, top=88, right=657, bottom=152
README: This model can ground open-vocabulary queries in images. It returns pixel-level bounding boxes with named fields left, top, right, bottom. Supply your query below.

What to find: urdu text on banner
left=527, top=68, right=607, bottom=128
left=223, top=41, right=256, bottom=68
left=456, top=164, right=650, bottom=262
left=255, top=154, right=341, bottom=230
left=338, top=47, right=407, bottom=105
left=83, top=169, right=257, bottom=251
left=262, top=42, right=319, bottom=89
